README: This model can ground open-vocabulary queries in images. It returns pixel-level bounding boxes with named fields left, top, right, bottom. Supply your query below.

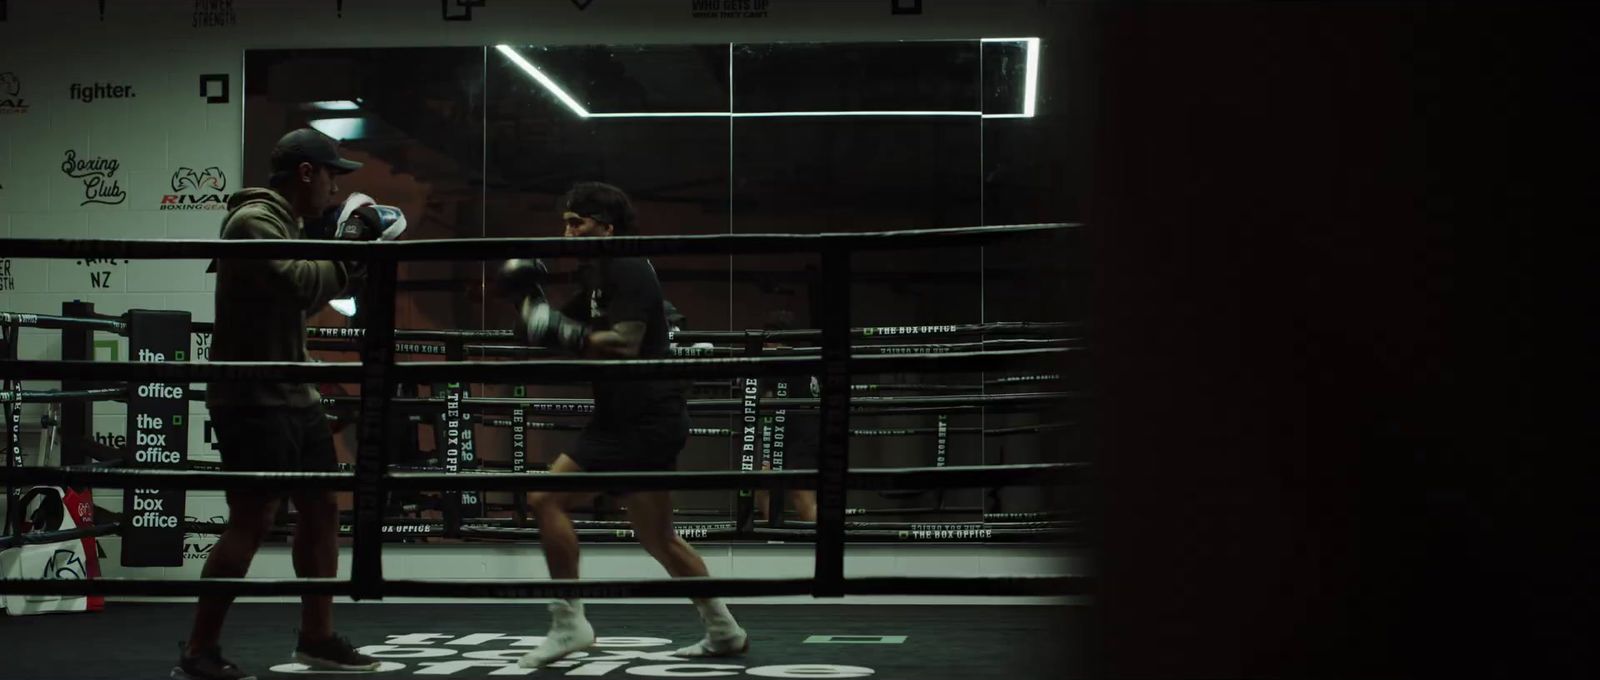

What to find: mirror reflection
left=242, top=37, right=1073, bottom=542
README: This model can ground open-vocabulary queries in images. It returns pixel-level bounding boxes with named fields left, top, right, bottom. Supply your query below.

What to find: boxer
left=498, top=181, right=748, bottom=668
left=179, top=128, right=403, bottom=680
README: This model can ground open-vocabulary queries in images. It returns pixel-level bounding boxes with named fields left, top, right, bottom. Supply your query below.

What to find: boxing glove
left=306, top=193, right=406, bottom=242
left=518, top=297, right=590, bottom=353
left=333, top=204, right=406, bottom=242
left=495, top=258, right=551, bottom=301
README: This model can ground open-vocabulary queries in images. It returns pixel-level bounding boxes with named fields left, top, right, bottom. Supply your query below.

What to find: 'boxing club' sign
left=122, top=310, right=189, bottom=567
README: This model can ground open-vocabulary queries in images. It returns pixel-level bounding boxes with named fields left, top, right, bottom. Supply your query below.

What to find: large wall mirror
left=242, top=39, right=1079, bottom=536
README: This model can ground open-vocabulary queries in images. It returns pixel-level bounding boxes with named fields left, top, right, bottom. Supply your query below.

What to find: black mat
left=0, top=603, right=1085, bottom=679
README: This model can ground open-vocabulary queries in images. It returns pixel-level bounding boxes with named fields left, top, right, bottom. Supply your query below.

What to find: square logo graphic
left=891, top=0, right=923, bottom=14
left=199, top=73, right=229, bottom=103
left=443, top=0, right=487, bottom=21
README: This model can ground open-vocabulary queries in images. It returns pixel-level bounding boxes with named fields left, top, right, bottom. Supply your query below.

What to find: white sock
left=519, top=599, right=594, bottom=669
left=552, top=598, right=585, bottom=619
left=674, top=600, right=747, bottom=658
left=688, top=595, right=736, bottom=633
left=694, top=598, right=732, bottom=620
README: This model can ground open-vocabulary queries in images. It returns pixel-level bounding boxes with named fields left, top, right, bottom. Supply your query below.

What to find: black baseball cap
left=270, top=128, right=363, bottom=175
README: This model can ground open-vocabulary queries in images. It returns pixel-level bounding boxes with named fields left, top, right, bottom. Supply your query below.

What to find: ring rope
left=2, top=347, right=1072, bottom=383
left=7, top=386, right=1077, bottom=422
left=0, top=574, right=1088, bottom=599
left=5, top=312, right=1074, bottom=346
left=0, top=222, right=1072, bottom=261
left=160, top=519, right=1076, bottom=542
left=0, top=521, right=121, bottom=551
left=0, top=462, right=1083, bottom=492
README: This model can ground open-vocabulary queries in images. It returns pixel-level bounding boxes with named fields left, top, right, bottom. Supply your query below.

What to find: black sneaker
left=172, top=643, right=255, bottom=680
left=294, top=633, right=381, bottom=671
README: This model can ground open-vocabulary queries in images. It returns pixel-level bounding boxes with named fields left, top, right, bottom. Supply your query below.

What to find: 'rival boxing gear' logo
left=182, top=515, right=225, bottom=560
left=161, top=166, right=228, bottom=210
left=0, top=71, right=30, bottom=114
left=42, top=549, right=87, bottom=580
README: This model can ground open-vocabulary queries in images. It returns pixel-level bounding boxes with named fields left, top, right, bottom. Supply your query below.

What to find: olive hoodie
left=205, top=188, right=364, bottom=408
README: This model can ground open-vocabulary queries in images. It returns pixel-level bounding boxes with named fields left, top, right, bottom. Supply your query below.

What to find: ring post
left=3, top=320, right=18, bottom=543
left=814, top=248, right=851, bottom=597
left=353, top=257, right=398, bottom=600
left=59, top=301, right=95, bottom=473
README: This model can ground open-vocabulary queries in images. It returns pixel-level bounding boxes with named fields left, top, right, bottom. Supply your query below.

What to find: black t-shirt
left=563, top=258, right=686, bottom=428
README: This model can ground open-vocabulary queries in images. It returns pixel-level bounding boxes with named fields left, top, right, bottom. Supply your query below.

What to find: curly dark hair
left=561, top=181, right=637, bottom=235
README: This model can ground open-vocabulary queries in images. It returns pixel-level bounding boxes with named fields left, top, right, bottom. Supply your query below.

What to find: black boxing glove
left=495, top=258, right=551, bottom=301
left=307, top=192, right=407, bottom=242
left=517, top=297, right=590, bottom=354
left=333, top=205, right=406, bottom=242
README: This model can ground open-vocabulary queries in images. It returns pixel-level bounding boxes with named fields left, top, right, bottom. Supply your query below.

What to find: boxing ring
left=1, top=223, right=1086, bottom=679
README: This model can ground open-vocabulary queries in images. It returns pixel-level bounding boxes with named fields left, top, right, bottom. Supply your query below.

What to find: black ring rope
left=7, top=389, right=1080, bottom=432
left=0, top=462, right=1082, bottom=492
left=391, top=501, right=1067, bottom=522
left=2, top=347, right=1072, bottom=383
left=0, top=312, right=126, bottom=334
left=0, top=521, right=122, bottom=550
left=0, top=387, right=127, bottom=403
left=0, top=575, right=1088, bottom=599
left=75, top=423, right=1071, bottom=475
left=319, top=390, right=1072, bottom=414
left=0, top=222, right=1072, bottom=261
left=5, top=311, right=1074, bottom=347
left=163, top=519, right=1076, bottom=543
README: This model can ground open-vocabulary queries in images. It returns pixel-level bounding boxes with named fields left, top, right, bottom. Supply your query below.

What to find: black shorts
left=573, top=414, right=689, bottom=473
left=210, top=405, right=339, bottom=475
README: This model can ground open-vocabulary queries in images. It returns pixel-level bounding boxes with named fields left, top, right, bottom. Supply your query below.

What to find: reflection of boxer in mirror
left=754, top=309, right=819, bottom=523
left=497, top=181, right=749, bottom=669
